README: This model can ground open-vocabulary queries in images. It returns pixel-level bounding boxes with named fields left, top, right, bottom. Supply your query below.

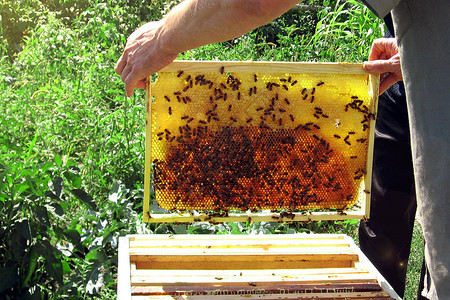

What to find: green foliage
left=0, top=0, right=423, bottom=299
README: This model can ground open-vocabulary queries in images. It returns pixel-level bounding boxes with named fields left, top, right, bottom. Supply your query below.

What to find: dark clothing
left=358, top=14, right=417, bottom=298
left=358, top=79, right=417, bottom=297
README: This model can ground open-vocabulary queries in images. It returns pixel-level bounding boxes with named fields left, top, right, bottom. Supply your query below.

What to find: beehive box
left=117, top=234, right=399, bottom=299
left=144, top=61, right=379, bottom=223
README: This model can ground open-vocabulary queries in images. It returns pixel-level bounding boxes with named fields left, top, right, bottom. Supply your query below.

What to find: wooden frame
left=144, top=61, right=379, bottom=223
left=118, top=234, right=399, bottom=299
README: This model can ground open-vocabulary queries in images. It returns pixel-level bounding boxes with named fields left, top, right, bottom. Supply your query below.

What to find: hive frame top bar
left=158, top=60, right=367, bottom=75
left=144, top=60, right=379, bottom=223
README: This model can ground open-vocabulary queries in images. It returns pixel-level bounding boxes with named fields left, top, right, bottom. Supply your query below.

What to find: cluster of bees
left=151, top=67, right=374, bottom=212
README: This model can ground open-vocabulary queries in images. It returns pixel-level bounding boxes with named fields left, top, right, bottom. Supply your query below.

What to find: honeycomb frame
left=144, top=61, right=379, bottom=223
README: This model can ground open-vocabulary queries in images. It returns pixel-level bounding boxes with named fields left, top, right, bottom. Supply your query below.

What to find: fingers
left=115, top=54, right=126, bottom=75
left=379, top=73, right=399, bottom=95
left=364, top=59, right=399, bottom=75
left=368, top=38, right=399, bottom=61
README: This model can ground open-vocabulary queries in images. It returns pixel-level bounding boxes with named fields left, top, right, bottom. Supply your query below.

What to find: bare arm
left=115, top=0, right=300, bottom=96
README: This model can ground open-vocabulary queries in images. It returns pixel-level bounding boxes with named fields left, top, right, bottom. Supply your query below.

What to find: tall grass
left=1, top=1, right=427, bottom=299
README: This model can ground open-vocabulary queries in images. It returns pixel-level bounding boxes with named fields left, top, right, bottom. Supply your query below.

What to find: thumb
left=364, top=59, right=400, bottom=75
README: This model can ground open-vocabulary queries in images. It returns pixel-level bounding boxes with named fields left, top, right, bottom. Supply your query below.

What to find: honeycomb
left=150, top=67, right=375, bottom=211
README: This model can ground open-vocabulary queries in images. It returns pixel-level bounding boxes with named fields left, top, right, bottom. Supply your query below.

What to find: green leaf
left=62, top=260, right=71, bottom=275
left=35, top=205, right=50, bottom=227
left=85, top=262, right=105, bottom=295
left=54, top=155, right=63, bottom=167
left=50, top=176, right=63, bottom=198
left=71, top=189, right=97, bottom=211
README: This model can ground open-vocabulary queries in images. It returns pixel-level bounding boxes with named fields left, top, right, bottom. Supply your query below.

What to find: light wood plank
left=143, top=81, right=152, bottom=223
left=131, top=272, right=377, bottom=285
left=146, top=211, right=365, bottom=223
left=132, top=282, right=382, bottom=295
left=157, top=60, right=368, bottom=75
left=129, top=233, right=347, bottom=241
left=132, top=291, right=392, bottom=299
left=363, top=74, right=380, bottom=220
left=130, top=267, right=370, bottom=278
left=134, top=259, right=355, bottom=271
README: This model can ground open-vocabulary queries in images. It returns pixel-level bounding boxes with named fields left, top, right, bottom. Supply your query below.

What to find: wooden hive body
left=118, top=234, right=399, bottom=299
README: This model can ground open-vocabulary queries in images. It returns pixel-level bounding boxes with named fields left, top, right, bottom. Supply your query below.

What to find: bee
left=253, top=74, right=258, bottom=82
left=237, top=92, right=241, bottom=100
left=279, top=108, right=286, bottom=113
left=289, top=114, right=294, bottom=122
left=334, top=134, right=341, bottom=139
left=168, top=107, right=172, bottom=115
left=311, top=87, right=316, bottom=94
left=350, top=155, right=357, bottom=159
left=291, top=80, right=298, bottom=86
left=228, top=104, right=232, bottom=111
left=230, top=117, right=237, bottom=122
left=164, top=95, right=171, bottom=102
left=177, top=70, right=184, bottom=77
left=256, top=107, right=263, bottom=111
left=246, top=118, right=253, bottom=123
left=284, top=98, right=290, bottom=105
left=282, top=84, right=288, bottom=91
left=220, top=66, right=224, bottom=74
left=317, top=81, right=324, bottom=86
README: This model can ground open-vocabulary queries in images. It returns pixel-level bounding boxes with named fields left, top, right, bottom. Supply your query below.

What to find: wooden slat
left=129, top=234, right=349, bottom=247
left=363, top=73, right=380, bottom=220
left=129, top=233, right=348, bottom=241
left=143, top=81, right=152, bottom=223
left=146, top=210, right=365, bottom=223
left=134, top=259, right=355, bottom=270
left=158, top=60, right=368, bottom=74
left=131, top=273, right=377, bottom=286
left=132, top=283, right=382, bottom=295
left=131, top=267, right=370, bottom=278
left=132, top=291, right=392, bottom=299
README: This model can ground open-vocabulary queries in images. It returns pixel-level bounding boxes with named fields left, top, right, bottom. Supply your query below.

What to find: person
left=116, top=1, right=449, bottom=298
left=360, top=1, right=450, bottom=299
left=358, top=15, right=418, bottom=298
